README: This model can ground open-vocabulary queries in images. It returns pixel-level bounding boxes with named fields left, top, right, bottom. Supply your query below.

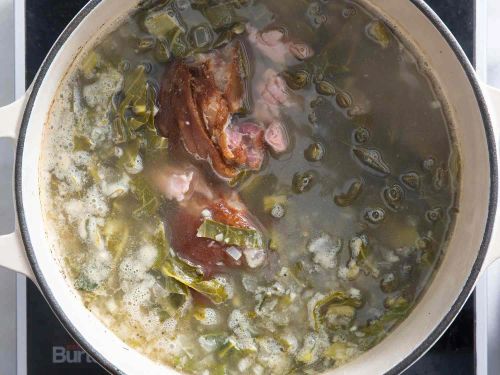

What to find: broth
left=41, top=0, right=459, bottom=374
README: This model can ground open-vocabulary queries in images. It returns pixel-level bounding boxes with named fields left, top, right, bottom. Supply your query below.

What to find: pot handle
left=482, top=84, right=500, bottom=272
left=0, top=95, right=35, bottom=281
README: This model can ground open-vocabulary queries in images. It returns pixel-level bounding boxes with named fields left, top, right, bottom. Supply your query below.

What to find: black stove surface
left=25, top=1, right=476, bottom=374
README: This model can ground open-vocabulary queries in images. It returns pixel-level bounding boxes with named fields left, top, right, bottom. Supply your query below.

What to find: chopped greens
left=74, top=275, right=99, bottom=292
left=143, top=9, right=183, bottom=38
left=160, top=256, right=229, bottom=304
left=203, top=4, right=243, bottom=30
left=310, top=291, right=362, bottom=331
left=130, top=174, right=162, bottom=218
left=102, top=218, right=129, bottom=259
left=118, top=66, right=157, bottom=131
left=196, top=219, right=263, bottom=249
left=81, top=50, right=103, bottom=80
left=152, top=221, right=169, bottom=269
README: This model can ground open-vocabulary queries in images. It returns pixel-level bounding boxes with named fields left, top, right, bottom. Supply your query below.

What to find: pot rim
left=13, top=0, right=498, bottom=374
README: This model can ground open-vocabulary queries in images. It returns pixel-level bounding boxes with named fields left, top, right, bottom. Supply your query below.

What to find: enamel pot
left=0, top=0, right=499, bottom=374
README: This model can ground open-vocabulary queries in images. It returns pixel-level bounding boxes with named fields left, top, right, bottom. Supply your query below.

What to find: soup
left=41, top=0, right=460, bottom=373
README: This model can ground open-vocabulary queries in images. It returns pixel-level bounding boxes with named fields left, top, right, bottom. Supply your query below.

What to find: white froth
left=214, top=275, right=233, bottom=299
left=244, top=248, right=266, bottom=268
left=105, top=298, right=118, bottom=314
left=253, top=364, right=264, bottom=375
left=238, top=357, right=252, bottom=372
left=82, top=68, right=123, bottom=109
left=198, top=335, right=219, bottom=352
left=71, top=151, right=91, bottom=166
left=307, top=233, right=341, bottom=269
left=349, top=288, right=361, bottom=300
left=64, top=186, right=109, bottom=225
left=242, top=274, right=258, bottom=293
left=228, top=309, right=257, bottom=351
left=199, top=308, right=219, bottom=326
left=138, top=245, right=158, bottom=270
left=121, top=275, right=157, bottom=331
left=163, top=318, right=178, bottom=335
left=338, top=266, right=349, bottom=281
left=120, top=256, right=149, bottom=283
left=256, top=337, right=289, bottom=372
left=81, top=248, right=112, bottom=286
left=163, top=335, right=192, bottom=359
left=100, top=173, right=130, bottom=198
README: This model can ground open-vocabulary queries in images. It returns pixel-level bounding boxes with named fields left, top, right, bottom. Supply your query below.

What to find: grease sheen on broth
left=41, top=0, right=459, bottom=374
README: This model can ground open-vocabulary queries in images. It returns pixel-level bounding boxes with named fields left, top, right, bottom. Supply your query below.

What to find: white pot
left=0, top=0, right=499, bottom=374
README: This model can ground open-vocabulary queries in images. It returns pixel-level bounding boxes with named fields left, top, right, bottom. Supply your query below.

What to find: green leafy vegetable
left=130, top=173, right=162, bottom=218
left=158, top=277, right=191, bottom=318
left=194, top=279, right=230, bottom=304
left=119, top=138, right=141, bottom=170
left=189, top=24, right=214, bottom=49
left=164, top=276, right=188, bottom=296
left=161, top=256, right=203, bottom=285
left=155, top=38, right=171, bottom=62
left=325, top=305, right=355, bottom=329
left=81, top=51, right=103, bottom=80
left=213, top=29, right=235, bottom=49
left=124, top=65, right=146, bottom=96
left=74, top=275, right=98, bottom=292
left=295, top=332, right=322, bottom=365
left=111, top=117, right=128, bottom=145
left=212, top=364, right=228, bottom=375
left=144, top=10, right=183, bottom=38
left=73, top=134, right=94, bottom=152
left=228, top=170, right=251, bottom=188
left=167, top=28, right=189, bottom=58
left=152, top=221, right=169, bottom=269
left=323, top=342, right=359, bottom=364
left=199, top=333, right=227, bottom=350
left=197, top=219, right=263, bottom=249
left=137, top=36, right=156, bottom=51
left=145, top=127, right=169, bottom=156
left=217, top=337, right=239, bottom=359
left=102, top=218, right=129, bottom=260
left=160, top=256, right=229, bottom=304
left=203, top=4, right=241, bottom=30
left=117, top=65, right=160, bottom=134
left=360, top=299, right=411, bottom=347
left=312, top=291, right=362, bottom=331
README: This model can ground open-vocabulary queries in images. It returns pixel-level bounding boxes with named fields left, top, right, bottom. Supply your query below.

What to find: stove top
left=25, top=1, right=476, bottom=374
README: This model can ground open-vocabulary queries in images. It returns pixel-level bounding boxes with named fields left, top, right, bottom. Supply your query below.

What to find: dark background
left=25, top=0, right=476, bottom=374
